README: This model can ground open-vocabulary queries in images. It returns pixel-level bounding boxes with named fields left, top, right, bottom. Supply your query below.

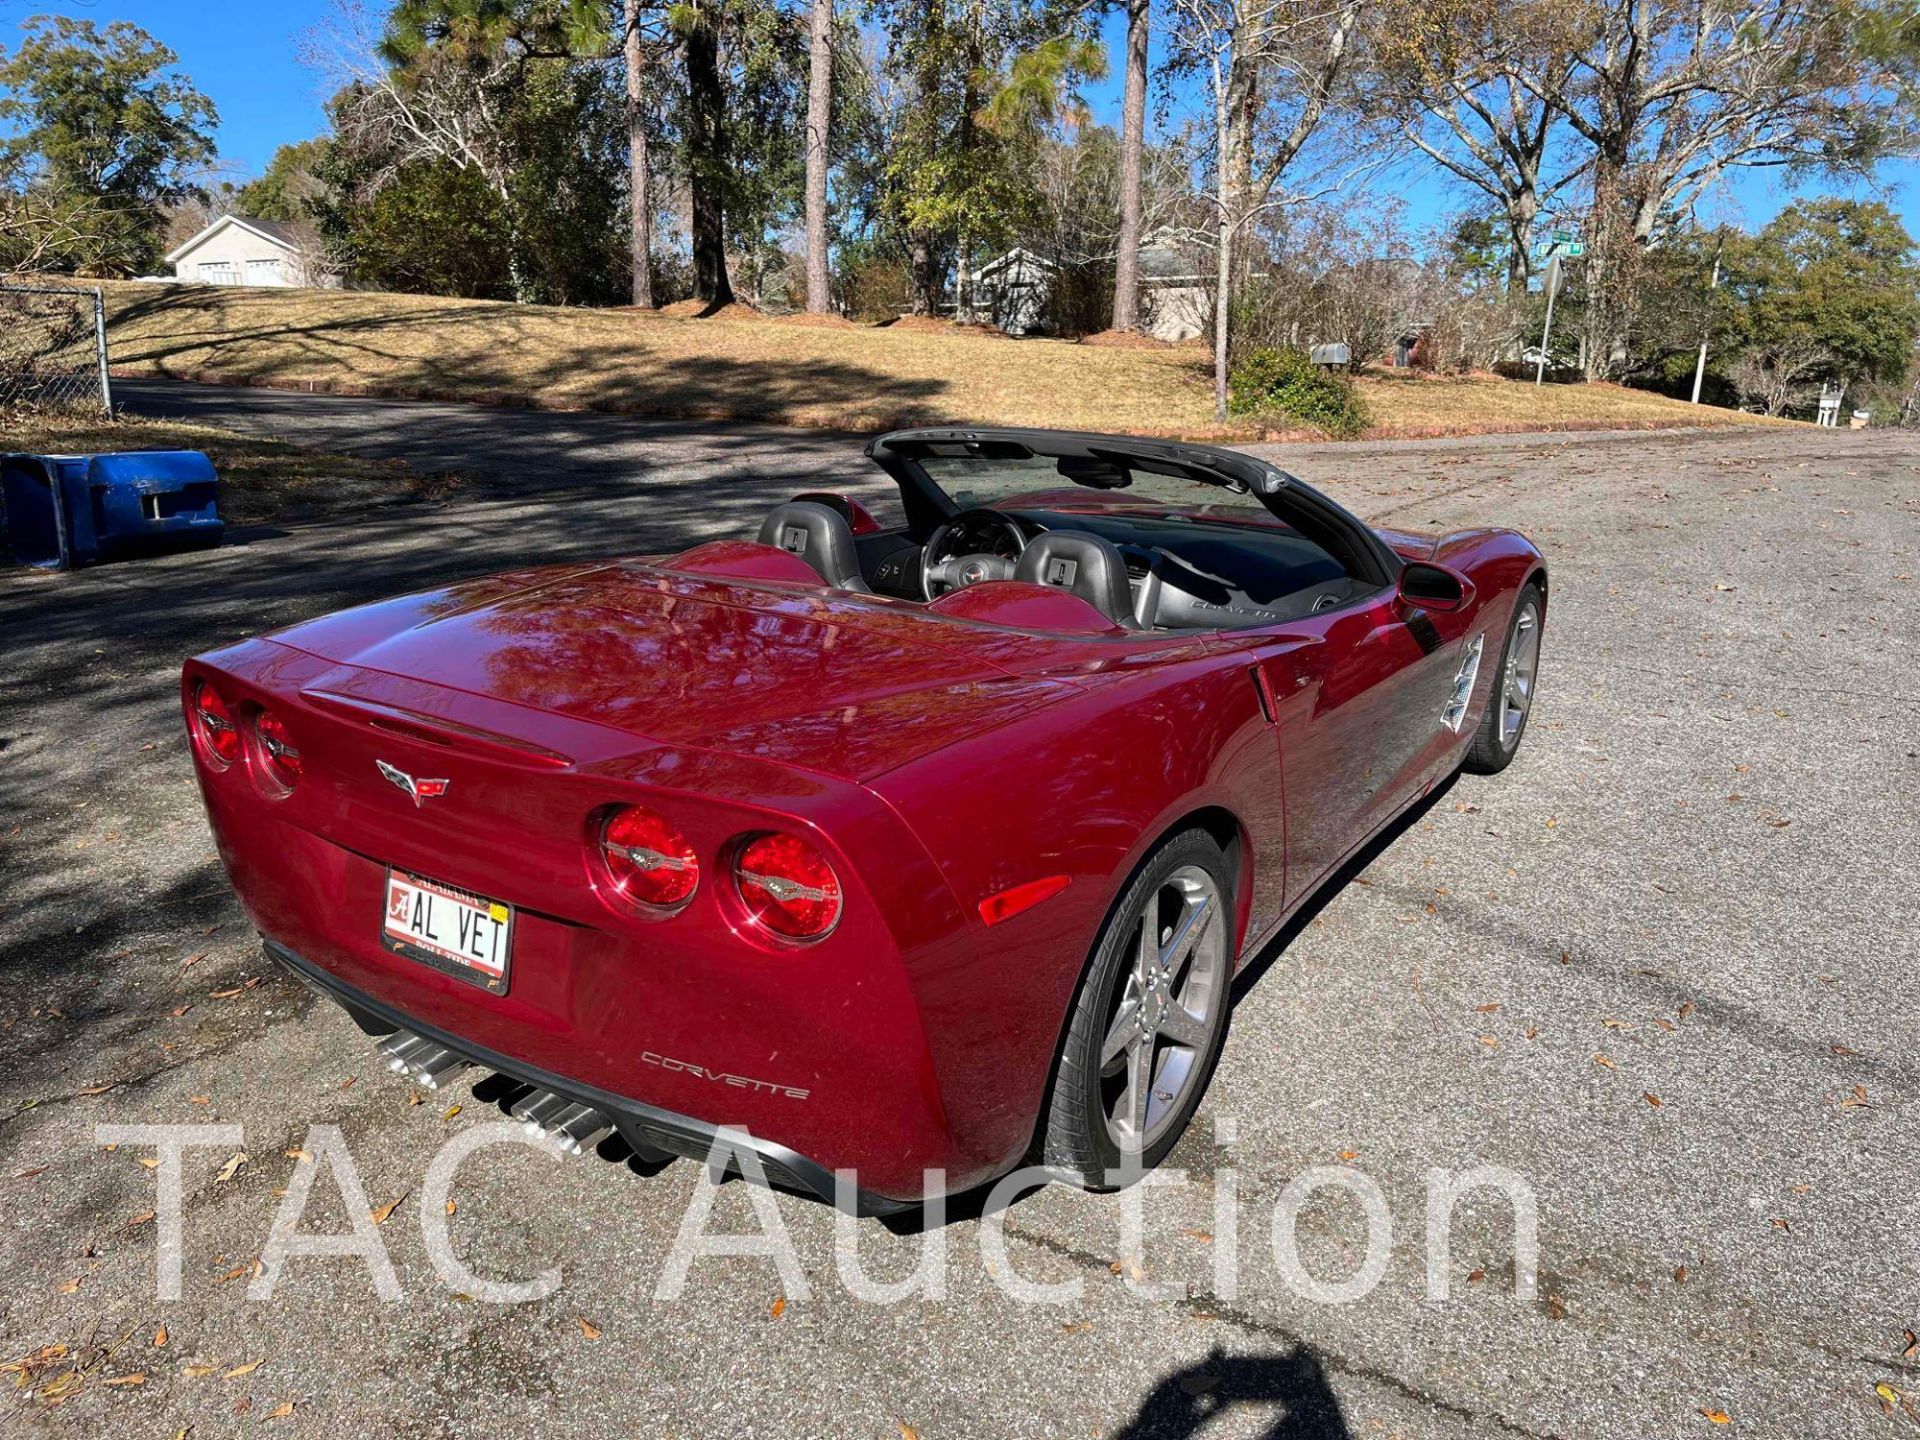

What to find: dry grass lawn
left=94, top=281, right=1782, bottom=439
left=3, top=411, right=461, bottom=524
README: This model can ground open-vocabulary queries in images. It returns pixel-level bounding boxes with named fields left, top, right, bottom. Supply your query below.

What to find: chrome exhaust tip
left=377, top=1031, right=473, bottom=1090
left=543, top=1103, right=614, bottom=1157
left=510, top=1090, right=571, bottom=1131
left=506, top=1089, right=614, bottom=1156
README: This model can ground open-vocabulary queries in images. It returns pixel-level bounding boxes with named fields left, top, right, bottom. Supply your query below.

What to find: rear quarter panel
left=870, top=647, right=1283, bottom=1173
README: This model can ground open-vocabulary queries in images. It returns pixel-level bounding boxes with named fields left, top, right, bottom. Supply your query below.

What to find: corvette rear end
left=181, top=564, right=1064, bottom=1212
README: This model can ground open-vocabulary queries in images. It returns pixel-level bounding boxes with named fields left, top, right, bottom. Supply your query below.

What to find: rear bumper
left=266, top=938, right=915, bottom=1217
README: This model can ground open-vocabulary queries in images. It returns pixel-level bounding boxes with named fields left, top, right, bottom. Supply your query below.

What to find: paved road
left=3, top=384, right=1916, bottom=1438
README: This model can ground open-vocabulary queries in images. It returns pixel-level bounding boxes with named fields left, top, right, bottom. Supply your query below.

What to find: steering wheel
left=921, top=508, right=1030, bottom=599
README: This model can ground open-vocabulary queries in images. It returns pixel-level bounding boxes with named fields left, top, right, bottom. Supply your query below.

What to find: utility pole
left=1690, top=245, right=1722, bottom=405
left=1534, top=253, right=1561, bottom=387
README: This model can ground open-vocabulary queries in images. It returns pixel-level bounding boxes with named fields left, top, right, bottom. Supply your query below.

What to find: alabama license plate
left=382, top=869, right=513, bottom=993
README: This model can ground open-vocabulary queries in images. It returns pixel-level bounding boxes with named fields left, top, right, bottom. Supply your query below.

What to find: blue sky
left=8, top=0, right=1917, bottom=239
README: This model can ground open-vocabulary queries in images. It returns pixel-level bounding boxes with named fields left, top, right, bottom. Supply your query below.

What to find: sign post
left=1534, top=252, right=1562, bottom=388
left=1690, top=248, right=1721, bottom=405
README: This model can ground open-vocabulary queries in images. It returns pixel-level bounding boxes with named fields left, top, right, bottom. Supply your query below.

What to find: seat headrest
left=756, top=501, right=869, bottom=592
left=1013, top=529, right=1136, bottom=627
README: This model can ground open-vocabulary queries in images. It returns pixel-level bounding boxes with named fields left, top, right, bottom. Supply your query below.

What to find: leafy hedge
left=1227, top=346, right=1370, bottom=438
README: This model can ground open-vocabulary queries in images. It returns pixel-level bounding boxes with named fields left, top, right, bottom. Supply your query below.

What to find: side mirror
left=1397, top=561, right=1475, bottom=613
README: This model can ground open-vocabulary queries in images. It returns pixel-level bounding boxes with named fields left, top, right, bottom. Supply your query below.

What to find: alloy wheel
left=1500, top=601, right=1541, bottom=747
left=1098, top=865, right=1226, bottom=1155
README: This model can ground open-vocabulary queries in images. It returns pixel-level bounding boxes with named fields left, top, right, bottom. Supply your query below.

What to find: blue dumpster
left=2, top=451, right=223, bottom=570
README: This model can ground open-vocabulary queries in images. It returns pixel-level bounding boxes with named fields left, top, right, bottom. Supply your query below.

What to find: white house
left=970, top=233, right=1212, bottom=342
left=165, top=215, right=338, bottom=288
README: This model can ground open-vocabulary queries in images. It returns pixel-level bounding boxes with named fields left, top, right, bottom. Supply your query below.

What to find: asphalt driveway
left=2, top=385, right=1916, bottom=1438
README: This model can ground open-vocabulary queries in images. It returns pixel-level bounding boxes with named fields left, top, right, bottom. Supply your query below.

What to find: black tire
left=1039, top=828, right=1234, bottom=1187
left=1464, top=581, right=1544, bottom=775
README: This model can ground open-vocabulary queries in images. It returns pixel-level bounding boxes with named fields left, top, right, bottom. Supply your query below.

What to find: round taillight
left=734, top=832, right=841, bottom=940
left=191, top=681, right=240, bottom=767
left=255, top=710, right=302, bottom=790
left=602, top=805, right=699, bottom=908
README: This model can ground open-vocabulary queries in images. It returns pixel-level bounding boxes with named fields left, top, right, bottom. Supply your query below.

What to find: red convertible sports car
left=184, top=428, right=1545, bottom=1213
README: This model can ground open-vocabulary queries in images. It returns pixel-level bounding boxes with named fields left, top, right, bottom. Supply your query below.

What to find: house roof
left=165, top=214, right=306, bottom=264
left=974, top=246, right=1058, bottom=281
left=972, top=240, right=1211, bottom=288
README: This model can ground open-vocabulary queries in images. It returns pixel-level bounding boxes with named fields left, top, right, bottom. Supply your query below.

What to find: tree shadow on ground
left=104, top=288, right=957, bottom=430
left=1110, top=1345, right=1353, bottom=1440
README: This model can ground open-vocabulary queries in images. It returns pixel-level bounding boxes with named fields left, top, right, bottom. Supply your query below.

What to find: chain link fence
left=0, top=282, right=112, bottom=415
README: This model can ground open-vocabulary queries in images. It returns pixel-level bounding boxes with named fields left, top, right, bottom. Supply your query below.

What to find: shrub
left=1227, top=346, right=1370, bottom=437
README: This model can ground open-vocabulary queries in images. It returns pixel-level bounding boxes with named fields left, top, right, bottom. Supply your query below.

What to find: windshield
left=921, top=453, right=1268, bottom=513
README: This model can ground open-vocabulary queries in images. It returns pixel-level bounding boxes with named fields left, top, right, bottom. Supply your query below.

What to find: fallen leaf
left=407, top=1092, right=422, bottom=1107
left=770, top=1296, right=787, bottom=1319
left=1700, top=1408, right=1731, bottom=1424
left=210, top=988, right=243, bottom=1000
left=1179, top=1228, right=1213, bottom=1243
left=215, top=1265, right=249, bottom=1284
left=184, top=1364, right=216, bottom=1378
left=1831, top=1043, right=1856, bottom=1056
left=189, top=1095, right=210, bottom=1106
left=103, top=1373, right=146, bottom=1387
left=284, top=1149, right=310, bottom=1163
left=1473, top=1002, right=1502, bottom=1013
left=56, top=1278, right=80, bottom=1294
left=1337, top=1149, right=1358, bottom=1161
left=1903, top=1329, right=1917, bottom=1360
left=267, top=1402, right=296, bottom=1419
left=76, top=1084, right=113, bottom=1096
left=368, top=1193, right=407, bottom=1226
left=170, top=1005, right=192, bottom=1018
left=445, top=1199, right=457, bottom=1216
left=1594, top=1054, right=1617, bottom=1070
left=1674, top=1265, right=1688, bottom=1283
left=1644, top=1092, right=1663, bottom=1108
left=154, top=1327, right=168, bottom=1349
left=223, top=1359, right=263, bottom=1380
left=1876, top=1383, right=1899, bottom=1411
left=1466, top=1268, right=1485, bottom=1283
left=214, top=1152, right=247, bottom=1183
left=1478, top=1034, right=1499, bottom=1049
left=576, top=1317, right=601, bottom=1340
left=340, top=1076, right=356, bottom=1091
left=442, top=1104, right=461, bottom=1119
left=129, top=1210, right=156, bottom=1226
left=1678, top=1001, right=1695, bottom=1020
left=899, top=1426, right=920, bottom=1440
left=139, top=1157, right=159, bottom=1169
left=1771, top=1217, right=1792, bottom=1232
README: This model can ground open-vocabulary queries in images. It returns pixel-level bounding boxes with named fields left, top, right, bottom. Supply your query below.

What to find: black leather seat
left=756, top=501, right=870, bottom=592
left=1014, top=530, right=1136, bottom=627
